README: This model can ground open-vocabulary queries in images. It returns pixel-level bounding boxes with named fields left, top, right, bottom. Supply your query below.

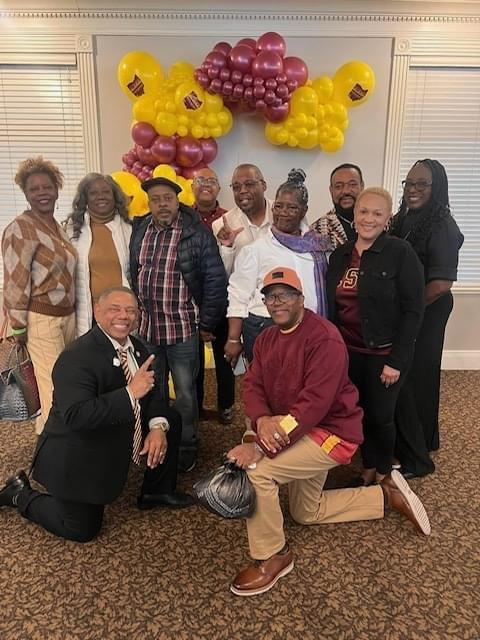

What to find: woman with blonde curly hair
left=2, top=157, right=77, bottom=434
left=65, top=173, right=132, bottom=336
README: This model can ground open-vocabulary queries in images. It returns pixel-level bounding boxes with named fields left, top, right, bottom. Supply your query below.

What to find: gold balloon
left=129, top=190, right=149, bottom=217
left=117, top=51, right=164, bottom=102
left=152, top=164, right=177, bottom=181
left=132, top=96, right=157, bottom=126
left=111, top=171, right=141, bottom=197
left=169, top=60, right=195, bottom=80
left=175, top=80, right=205, bottom=115
left=332, top=60, right=376, bottom=108
left=155, top=111, right=178, bottom=136
left=312, top=76, right=334, bottom=104
left=290, top=86, right=318, bottom=117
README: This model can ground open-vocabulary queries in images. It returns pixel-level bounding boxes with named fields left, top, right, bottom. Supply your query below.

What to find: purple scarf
left=271, top=225, right=332, bottom=317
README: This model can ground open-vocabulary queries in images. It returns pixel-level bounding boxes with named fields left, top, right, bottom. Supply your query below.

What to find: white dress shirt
left=211, top=198, right=275, bottom=276
left=227, top=222, right=318, bottom=319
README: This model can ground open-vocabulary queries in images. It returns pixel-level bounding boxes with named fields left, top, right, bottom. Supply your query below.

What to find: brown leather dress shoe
left=231, top=548, right=294, bottom=596
left=381, top=470, right=431, bottom=536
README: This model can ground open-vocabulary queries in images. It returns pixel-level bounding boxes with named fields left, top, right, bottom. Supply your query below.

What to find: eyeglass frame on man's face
left=262, top=290, right=302, bottom=305
left=230, top=179, right=265, bottom=192
left=193, top=177, right=219, bottom=187
left=402, top=179, right=433, bottom=192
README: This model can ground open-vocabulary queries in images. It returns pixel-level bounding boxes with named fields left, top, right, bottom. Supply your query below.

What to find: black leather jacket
left=130, top=205, right=227, bottom=332
left=326, top=233, right=425, bottom=372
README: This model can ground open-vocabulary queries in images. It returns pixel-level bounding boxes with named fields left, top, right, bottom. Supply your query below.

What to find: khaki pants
left=246, top=435, right=385, bottom=559
left=26, top=311, right=75, bottom=434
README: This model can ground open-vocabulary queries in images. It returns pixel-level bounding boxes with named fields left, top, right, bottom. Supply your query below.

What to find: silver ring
left=273, top=432, right=281, bottom=440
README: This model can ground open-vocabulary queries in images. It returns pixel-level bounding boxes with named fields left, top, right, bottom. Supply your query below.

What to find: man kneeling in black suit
left=0, top=286, right=194, bottom=542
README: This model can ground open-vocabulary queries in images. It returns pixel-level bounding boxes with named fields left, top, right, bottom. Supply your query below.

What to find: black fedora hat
left=141, top=176, right=182, bottom=195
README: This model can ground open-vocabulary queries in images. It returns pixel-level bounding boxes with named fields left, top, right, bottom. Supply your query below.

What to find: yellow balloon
left=155, top=111, right=178, bottom=136
left=265, top=122, right=283, bottom=145
left=312, top=76, right=334, bottom=104
left=210, top=125, right=223, bottom=138
left=203, top=93, right=223, bottom=114
left=332, top=60, right=376, bottom=108
left=290, top=86, right=318, bottom=117
left=287, top=134, right=298, bottom=147
left=152, top=164, right=177, bottom=181
left=129, top=190, right=149, bottom=217
left=324, top=101, right=349, bottom=128
left=295, top=127, right=309, bottom=140
left=175, top=81, right=205, bottom=115
left=176, top=176, right=187, bottom=189
left=168, top=373, right=176, bottom=400
left=294, top=113, right=308, bottom=127
left=319, top=126, right=344, bottom=153
left=132, top=96, right=157, bottom=126
left=169, top=60, right=195, bottom=80
left=117, top=51, right=164, bottom=101
left=110, top=171, right=141, bottom=198
left=179, top=188, right=195, bottom=206
left=165, top=100, right=177, bottom=114
left=298, top=129, right=319, bottom=150
left=177, top=125, right=189, bottom=137
left=218, top=109, right=233, bottom=135
left=191, top=124, right=204, bottom=138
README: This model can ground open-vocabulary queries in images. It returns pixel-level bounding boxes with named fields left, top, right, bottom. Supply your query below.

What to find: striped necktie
left=118, top=348, right=142, bottom=465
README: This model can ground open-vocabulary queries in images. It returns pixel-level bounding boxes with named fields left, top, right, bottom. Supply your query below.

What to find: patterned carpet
left=1, top=370, right=479, bottom=640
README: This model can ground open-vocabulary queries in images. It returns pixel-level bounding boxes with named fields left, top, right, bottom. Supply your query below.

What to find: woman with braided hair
left=391, top=159, right=464, bottom=476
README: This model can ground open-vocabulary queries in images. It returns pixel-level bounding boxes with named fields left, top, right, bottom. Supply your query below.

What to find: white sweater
left=67, top=213, right=132, bottom=337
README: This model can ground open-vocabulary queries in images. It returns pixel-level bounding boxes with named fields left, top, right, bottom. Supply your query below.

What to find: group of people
left=0, top=154, right=463, bottom=596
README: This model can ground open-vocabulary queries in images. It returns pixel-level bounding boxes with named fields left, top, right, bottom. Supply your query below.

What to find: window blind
left=0, top=64, right=86, bottom=282
left=398, top=66, right=480, bottom=284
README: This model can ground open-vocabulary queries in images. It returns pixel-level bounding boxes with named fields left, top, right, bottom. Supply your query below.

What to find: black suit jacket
left=32, top=326, right=170, bottom=505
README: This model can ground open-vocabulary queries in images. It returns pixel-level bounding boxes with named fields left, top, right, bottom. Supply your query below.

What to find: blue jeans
left=148, top=332, right=200, bottom=450
left=242, top=313, right=274, bottom=363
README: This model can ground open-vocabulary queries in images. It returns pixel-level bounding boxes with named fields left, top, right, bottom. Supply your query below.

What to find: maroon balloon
left=264, top=89, right=276, bottom=105
left=213, top=42, right=232, bottom=56
left=276, top=72, right=287, bottom=84
left=151, top=135, right=176, bottom=164
left=275, top=83, right=289, bottom=99
left=233, top=83, right=244, bottom=99
left=197, top=72, right=210, bottom=88
left=265, top=78, right=278, bottom=91
left=273, top=97, right=283, bottom=107
left=209, top=78, right=223, bottom=94
left=219, top=68, right=231, bottom=82
left=199, top=138, right=218, bottom=164
left=252, top=51, right=283, bottom=80
left=176, top=137, right=204, bottom=168
left=136, top=146, right=155, bottom=166
left=228, top=45, right=256, bottom=74
left=265, top=103, right=290, bottom=123
left=256, top=32, right=286, bottom=57
left=231, top=69, right=243, bottom=84
left=286, top=79, right=298, bottom=92
left=242, top=74, right=253, bottom=87
left=201, top=62, right=210, bottom=72
left=253, top=77, right=265, bottom=86
left=181, top=163, right=208, bottom=180
left=222, top=80, right=233, bottom=96
left=122, top=153, right=130, bottom=165
left=236, top=37, right=257, bottom=49
left=244, top=86, right=254, bottom=101
left=255, top=100, right=267, bottom=113
left=283, top=56, right=308, bottom=87
left=131, top=122, right=157, bottom=147
left=133, top=161, right=143, bottom=172
left=206, top=50, right=227, bottom=69
left=253, top=84, right=266, bottom=99
left=207, top=66, right=219, bottom=79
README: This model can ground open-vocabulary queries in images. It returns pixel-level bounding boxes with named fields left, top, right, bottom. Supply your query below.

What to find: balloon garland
left=114, top=33, right=376, bottom=216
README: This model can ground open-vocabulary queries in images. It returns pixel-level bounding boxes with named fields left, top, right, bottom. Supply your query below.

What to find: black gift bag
left=193, top=461, right=256, bottom=519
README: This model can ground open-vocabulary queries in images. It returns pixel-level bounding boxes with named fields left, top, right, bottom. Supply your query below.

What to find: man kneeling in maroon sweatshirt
left=227, top=266, right=430, bottom=597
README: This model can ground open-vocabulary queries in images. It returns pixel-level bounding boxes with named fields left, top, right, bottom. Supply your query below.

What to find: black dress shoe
left=0, top=470, right=30, bottom=508
left=178, top=449, right=197, bottom=473
left=137, top=492, right=196, bottom=510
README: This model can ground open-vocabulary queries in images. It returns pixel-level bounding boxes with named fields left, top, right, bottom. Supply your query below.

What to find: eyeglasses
left=230, top=180, right=264, bottom=192
left=272, top=202, right=302, bottom=215
left=263, top=291, right=301, bottom=305
left=193, top=177, right=218, bottom=187
left=402, top=180, right=432, bottom=192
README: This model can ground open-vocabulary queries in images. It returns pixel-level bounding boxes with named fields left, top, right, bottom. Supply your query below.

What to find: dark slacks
left=196, top=316, right=235, bottom=412
left=395, top=292, right=452, bottom=473
left=17, top=409, right=182, bottom=542
left=348, top=350, right=407, bottom=476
